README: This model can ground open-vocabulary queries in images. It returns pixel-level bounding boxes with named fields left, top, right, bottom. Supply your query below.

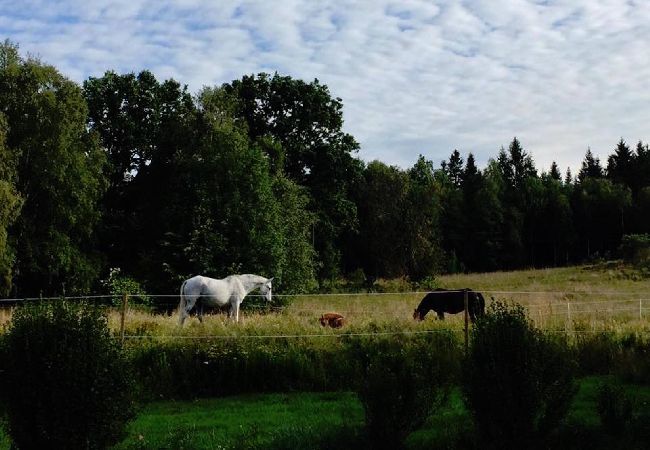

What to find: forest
left=1, top=40, right=649, bottom=297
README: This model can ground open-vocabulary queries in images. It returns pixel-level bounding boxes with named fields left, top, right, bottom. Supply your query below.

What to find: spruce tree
left=578, top=148, right=604, bottom=182
left=606, top=138, right=635, bottom=189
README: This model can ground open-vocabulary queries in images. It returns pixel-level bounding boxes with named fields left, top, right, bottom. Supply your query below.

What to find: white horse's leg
left=227, top=299, right=234, bottom=319
left=197, top=302, right=204, bottom=323
left=179, top=295, right=198, bottom=326
left=179, top=299, right=190, bottom=326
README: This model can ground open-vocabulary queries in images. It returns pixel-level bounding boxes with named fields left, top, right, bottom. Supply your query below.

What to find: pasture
left=1, top=264, right=650, bottom=449
left=95, top=263, right=650, bottom=339
left=2, top=264, right=649, bottom=337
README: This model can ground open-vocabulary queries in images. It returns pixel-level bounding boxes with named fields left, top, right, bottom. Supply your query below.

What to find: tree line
left=0, top=40, right=648, bottom=297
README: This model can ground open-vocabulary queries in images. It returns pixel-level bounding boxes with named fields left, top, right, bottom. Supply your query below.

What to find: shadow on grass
left=17, top=377, right=647, bottom=450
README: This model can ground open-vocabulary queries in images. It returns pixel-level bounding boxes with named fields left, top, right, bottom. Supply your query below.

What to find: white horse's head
left=260, top=277, right=273, bottom=302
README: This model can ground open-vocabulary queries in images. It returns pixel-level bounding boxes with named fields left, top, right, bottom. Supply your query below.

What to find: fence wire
left=2, top=290, right=650, bottom=341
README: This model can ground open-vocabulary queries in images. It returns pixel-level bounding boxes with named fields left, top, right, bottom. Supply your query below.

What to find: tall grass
left=1, top=265, right=649, bottom=336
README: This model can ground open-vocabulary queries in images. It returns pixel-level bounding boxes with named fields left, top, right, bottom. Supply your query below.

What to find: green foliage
left=572, top=177, right=632, bottom=260
left=83, top=70, right=197, bottom=293
left=574, top=332, right=621, bottom=375
left=405, top=156, right=444, bottom=279
left=270, top=175, right=318, bottom=293
left=129, top=338, right=352, bottom=400
left=356, top=160, right=411, bottom=278
left=462, top=301, right=577, bottom=448
left=348, top=334, right=460, bottom=450
left=596, top=382, right=634, bottom=436
left=177, top=116, right=310, bottom=293
left=6, top=37, right=650, bottom=293
left=221, top=73, right=363, bottom=282
left=616, top=333, right=650, bottom=384
left=100, top=267, right=150, bottom=307
left=355, top=157, right=443, bottom=281
left=579, top=147, right=604, bottom=182
left=0, top=112, right=22, bottom=295
left=619, top=234, right=650, bottom=265
left=0, top=301, right=136, bottom=450
left=0, top=41, right=107, bottom=296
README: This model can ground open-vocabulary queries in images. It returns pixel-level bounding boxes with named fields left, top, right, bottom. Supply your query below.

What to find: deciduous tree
left=0, top=41, right=106, bottom=295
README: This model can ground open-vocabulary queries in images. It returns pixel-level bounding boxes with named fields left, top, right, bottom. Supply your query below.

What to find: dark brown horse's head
left=413, top=309, right=423, bottom=321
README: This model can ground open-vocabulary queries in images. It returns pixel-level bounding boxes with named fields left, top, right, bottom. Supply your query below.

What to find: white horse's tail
left=178, top=280, right=188, bottom=325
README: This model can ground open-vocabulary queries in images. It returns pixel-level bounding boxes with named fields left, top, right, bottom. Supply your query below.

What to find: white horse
left=178, top=274, right=273, bottom=325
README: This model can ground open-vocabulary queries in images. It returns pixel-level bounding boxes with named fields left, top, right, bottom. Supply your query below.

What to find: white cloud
left=1, top=0, right=649, bottom=173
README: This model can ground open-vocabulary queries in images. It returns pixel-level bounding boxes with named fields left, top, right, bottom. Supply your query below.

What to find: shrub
left=462, top=301, right=577, bottom=448
left=101, top=267, right=151, bottom=307
left=596, top=382, right=634, bottom=436
left=0, top=301, right=136, bottom=450
left=574, top=332, right=620, bottom=375
left=617, top=333, right=650, bottom=384
left=128, top=338, right=353, bottom=399
left=347, top=333, right=460, bottom=450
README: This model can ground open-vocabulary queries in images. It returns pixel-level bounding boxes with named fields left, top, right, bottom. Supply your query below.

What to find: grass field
left=111, top=392, right=363, bottom=449
left=1, top=265, right=650, bottom=449
left=1, top=264, right=648, bottom=335
left=1, top=366, right=646, bottom=449
left=103, top=264, right=650, bottom=339
left=101, top=376, right=648, bottom=449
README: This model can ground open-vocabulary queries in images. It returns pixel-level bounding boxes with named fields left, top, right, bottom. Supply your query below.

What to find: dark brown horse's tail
left=476, top=292, right=486, bottom=316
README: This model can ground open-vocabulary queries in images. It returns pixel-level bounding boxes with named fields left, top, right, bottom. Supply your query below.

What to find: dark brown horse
left=413, top=289, right=485, bottom=322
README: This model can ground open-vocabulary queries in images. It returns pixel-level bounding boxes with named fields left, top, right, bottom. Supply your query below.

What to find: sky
left=1, top=0, right=649, bottom=174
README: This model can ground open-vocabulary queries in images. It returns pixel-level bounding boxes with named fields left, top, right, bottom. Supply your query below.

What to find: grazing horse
left=413, top=288, right=485, bottom=322
left=320, top=312, right=345, bottom=328
left=178, top=274, right=273, bottom=325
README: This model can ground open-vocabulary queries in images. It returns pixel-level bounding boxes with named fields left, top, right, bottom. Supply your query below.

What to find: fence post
left=640, top=299, right=643, bottom=321
left=464, top=289, right=469, bottom=354
left=120, top=293, right=128, bottom=344
left=567, top=302, right=571, bottom=323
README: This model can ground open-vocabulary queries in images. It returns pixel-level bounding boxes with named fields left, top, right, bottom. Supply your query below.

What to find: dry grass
left=3, top=264, right=650, bottom=337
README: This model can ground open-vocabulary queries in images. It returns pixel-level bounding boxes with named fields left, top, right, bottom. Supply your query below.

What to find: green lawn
left=0, top=377, right=647, bottom=449
left=113, top=392, right=363, bottom=449
left=108, top=376, right=649, bottom=449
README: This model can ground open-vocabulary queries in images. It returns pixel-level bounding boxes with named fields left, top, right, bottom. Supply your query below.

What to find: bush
left=347, top=334, right=460, bottom=450
left=617, top=333, right=650, bottom=384
left=574, top=332, right=620, bottom=375
left=597, top=382, right=634, bottom=436
left=0, top=301, right=136, bottom=450
left=129, top=338, right=353, bottom=399
left=462, top=301, right=577, bottom=448
left=101, top=267, right=151, bottom=307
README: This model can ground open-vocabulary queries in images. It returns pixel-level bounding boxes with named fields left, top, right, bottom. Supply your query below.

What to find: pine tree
left=636, top=141, right=650, bottom=189
left=606, top=138, right=635, bottom=190
left=550, top=162, right=561, bottom=181
left=578, top=148, right=604, bottom=182
left=444, top=149, right=464, bottom=187
left=564, top=168, right=573, bottom=186
left=509, top=137, right=536, bottom=189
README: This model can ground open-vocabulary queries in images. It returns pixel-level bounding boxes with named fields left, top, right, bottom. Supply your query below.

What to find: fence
left=1, top=290, right=650, bottom=347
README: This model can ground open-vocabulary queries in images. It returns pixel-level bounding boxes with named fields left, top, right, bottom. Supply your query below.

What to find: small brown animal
left=319, top=312, right=345, bottom=328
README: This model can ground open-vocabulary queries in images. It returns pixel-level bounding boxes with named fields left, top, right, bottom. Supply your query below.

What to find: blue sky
left=2, top=0, right=650, bottom=174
